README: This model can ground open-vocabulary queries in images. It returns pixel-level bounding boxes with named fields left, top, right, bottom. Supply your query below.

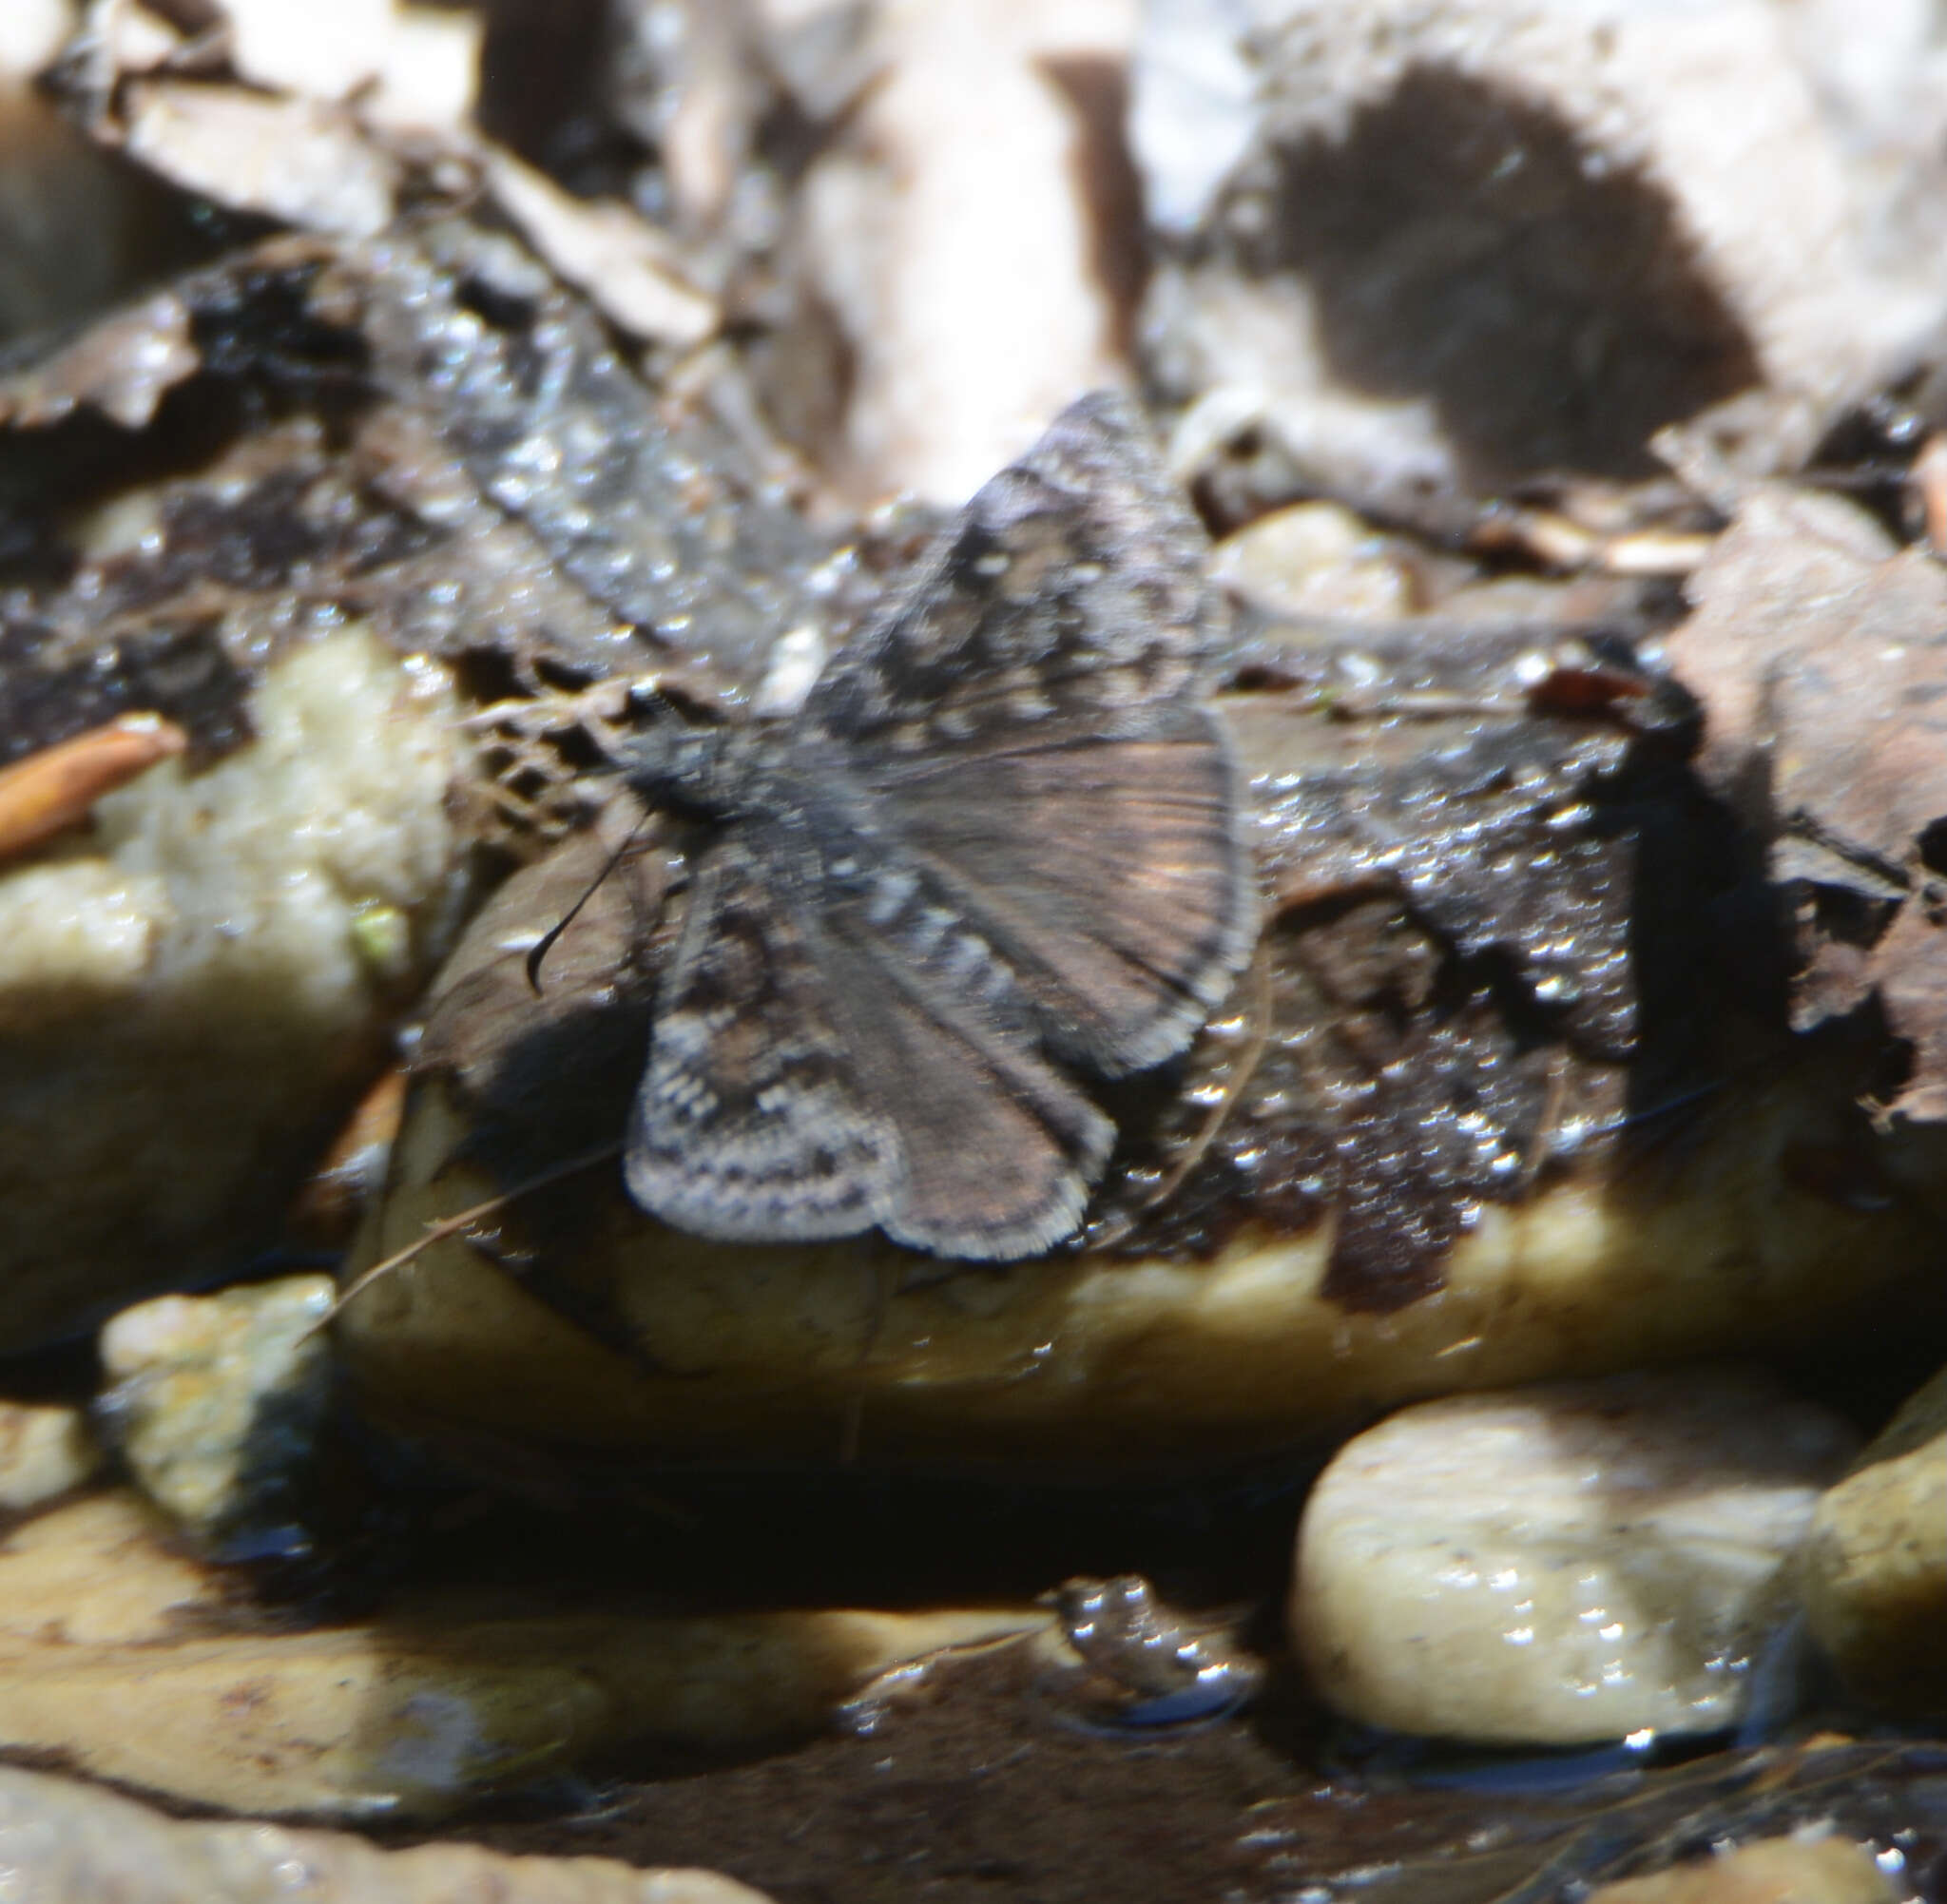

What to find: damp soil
left=414, top=1644, right=1495, bottom=1904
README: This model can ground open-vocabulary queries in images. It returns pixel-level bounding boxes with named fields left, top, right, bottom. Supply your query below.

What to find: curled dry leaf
left=0, top=290, right=197, bottom=430
left=0, top=712, right=186, bottom=862
left=483, top=148, right=719, bottom=351
left=1667, top=487, right=1947, bottom=1120
left=121, top=80, right=399, bottom=237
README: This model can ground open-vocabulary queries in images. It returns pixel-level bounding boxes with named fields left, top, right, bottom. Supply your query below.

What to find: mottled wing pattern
left=626, top=391, right=1257, bottom=1260
left=862, top=704, right=1255, bottom=1073
left=803, top=390, right=1214, bottom=750
left=802, top=389, right=1256, bottom=1077
left=813, top=880, right=1117, bottom=1258
left=626, top=838, right=903, bottom=1242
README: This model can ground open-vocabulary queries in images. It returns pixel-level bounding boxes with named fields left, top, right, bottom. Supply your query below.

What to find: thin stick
left=308, top=1139, right=623, bottom=1337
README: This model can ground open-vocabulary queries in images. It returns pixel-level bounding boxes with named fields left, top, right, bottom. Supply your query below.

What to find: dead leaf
left=483, top=148, right=719, bottom=350
left=0, top=713, right=186, bottom=862
left=1667, top=487, right=1947, bottom=1119
left=121, top=79, right=399, bottom=236
left=0, top=290, right=198, bottom=431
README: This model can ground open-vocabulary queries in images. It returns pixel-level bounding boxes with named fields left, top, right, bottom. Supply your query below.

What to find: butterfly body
left=623, top=393, right=1258, bottom=1260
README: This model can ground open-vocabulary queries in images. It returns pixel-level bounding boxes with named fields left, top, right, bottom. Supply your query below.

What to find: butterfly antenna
left=302, top=1139, right=623, bottom=1339
left=526, top=816, right=648, bottom=992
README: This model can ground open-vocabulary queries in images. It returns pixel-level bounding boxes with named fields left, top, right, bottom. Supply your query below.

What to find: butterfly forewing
left=859, top=704, right=1256, bottom=1072
left=802, top=391, right=1214, bottom=752
left=627, top=840, right=904, bottom=1241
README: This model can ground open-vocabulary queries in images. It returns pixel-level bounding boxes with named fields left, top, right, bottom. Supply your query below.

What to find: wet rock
left=339, top=1028, right=1926, bottom=1475
left=337, top=606, right=1938, bottom=1474
left=96, top=1275, right=335, bottom=1558
left=1051, top=1574, right=1263, bottom=1726
left=787, top=0, right=1140, bottom=501
left=0, top=1762, right=776, bottom=1903
left=1802, top=1360, right=1947, bottom=1716
left=0, top=625, right=464, bottom=1349
left=0, top=1398, right=100, bottom=1510
left=1208, top=498, right=1418, bottom=621
left=0, top=1488, right=1046, bottom=1818
left=1132, top=0, right=1947, bottom=529
left=1584, top=1833, right=1899, bottom=1904
left=1288, top=1371, right=1859, bottom=1745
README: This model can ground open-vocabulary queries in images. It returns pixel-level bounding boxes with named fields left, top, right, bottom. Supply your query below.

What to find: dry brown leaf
left=483, top=147, right=719, bottom=350
left=0, top=713, right=186, bottom=862
left=1668, top=487, right=1947, bottom=1120
left=0, top=289, right=197, bottom=430
left=121, top=80, right=398, bottom=236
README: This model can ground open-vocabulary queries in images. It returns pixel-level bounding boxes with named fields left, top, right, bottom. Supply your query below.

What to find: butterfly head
left=624, top=717, right=770, bottom=824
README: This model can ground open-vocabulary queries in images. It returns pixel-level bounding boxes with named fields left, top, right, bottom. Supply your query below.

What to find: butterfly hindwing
left=859, top=702, right=1257, bottom=1072
left=627, top=840, right=904, bottom=1242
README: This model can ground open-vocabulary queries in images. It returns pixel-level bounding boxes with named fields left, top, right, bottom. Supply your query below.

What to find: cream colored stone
left=98, top=1276, right=334, bottom=1540
left=1209, top=499, right=1417, bottom=619
left=1288, top=1372, right=1858, bottom=1745
left=0, top=858, right=169, bottom=1024
left=1802, top=1361, right=1947, bottom=1713
left=0, top=627, right=464, bottom=1350
left=0, top=1762, right=776, bottom=1903
left=336, top=1059, right=1930, bottom=1473
left=0, top=1491, right=1045, bottom=1817
left=0, top=1400, right=100, bottom=1510
left=1584, top=1833, right=1899, bottom=1904
left=794, top=0, right=1138, bottom=502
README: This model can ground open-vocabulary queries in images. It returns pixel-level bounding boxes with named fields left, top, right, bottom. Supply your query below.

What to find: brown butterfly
left=622, top=393, right=1257, bottom=1260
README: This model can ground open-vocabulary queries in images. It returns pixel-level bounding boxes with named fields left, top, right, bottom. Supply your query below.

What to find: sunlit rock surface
left=96, top=1275, right=335, bottom=1555
left=0, top=627, right=463, bottom=1349
left=1802, top=1360, right=1947, bottom=1716
left=337, top=1062, right=1923, bottom=1474
left=1582, top=1833, right=1899, bottom=1904
left=0, top=1398, right=100, bottom=1510
left=0, top=1489, right=1045, bottom=1818
left=1288, top=1370, right=1857, bottom=1744
left=0, top=1762, right=777, bottom=1903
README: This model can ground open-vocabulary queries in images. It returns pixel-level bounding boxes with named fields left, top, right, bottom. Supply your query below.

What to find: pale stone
left=98, top=1276, right=334, bottom=1546
left=0, top=858, right=169, bottom=1024
left=0, top=1491, right=1046, bottom=1817
left=335, top=1063, right=1931, bottom=1474
left=1288, top=1371, right=1858, bottom=1744
left=0, top=1400, right=100, bottom=1510
left=1802, top=1361, right=1947, bottom=1714
left=0, top=1762, right=776, bottom=1903
left=1208, top=499, right=1417, bottom=620
left=0, top=627, right=463, bottom=1350
left=1583, top=1833, right=1899, bottom=1904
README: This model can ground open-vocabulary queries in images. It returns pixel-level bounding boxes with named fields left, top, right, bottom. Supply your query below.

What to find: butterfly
left=621, top=391, right=1257, bottom=1260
